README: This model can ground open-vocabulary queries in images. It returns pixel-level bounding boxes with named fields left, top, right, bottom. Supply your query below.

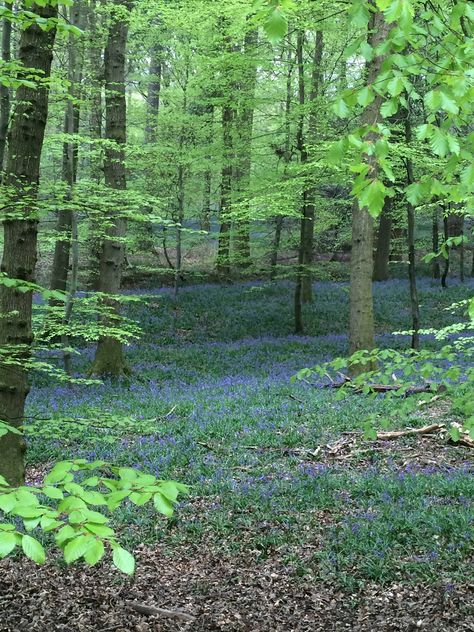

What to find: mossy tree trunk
left=90, top=0, right=132, bottom=377
left=0, top=3, right=57, bottom=485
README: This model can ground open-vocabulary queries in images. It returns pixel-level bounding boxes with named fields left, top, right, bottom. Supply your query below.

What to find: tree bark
left=349, top=9, right=389, bottom=373
left=90, top=0, right=132, bottom=377
left=432, top=209, right=441, bottom=278
left=0, top=15, right=11, bottom=174
left=270, top=35, right=293, bottom=280
left=0, top=3, right=57, bottom=485
left=233, top=28, right=258, bottom=269
left=404, top=109, right=420, bottom=350
left=441, top=211, right=449, bottom=288
left=49, top=1, right=84, bottom=300
left=145, top=43, right=162, bottom=143
left=216, top=103, right=234, bottom=279
left=372, top=198, right=392, bottom=281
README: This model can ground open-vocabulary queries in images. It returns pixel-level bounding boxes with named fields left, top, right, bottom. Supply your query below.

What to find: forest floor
left=1, top=278, right=474, bottom=631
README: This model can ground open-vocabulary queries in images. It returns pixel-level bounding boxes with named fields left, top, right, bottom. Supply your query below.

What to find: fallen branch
left=376, top=423, right=445, bottom=440
left=125, top=601, right=195, bottom=622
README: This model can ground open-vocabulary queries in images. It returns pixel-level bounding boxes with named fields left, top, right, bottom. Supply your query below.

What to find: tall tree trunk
left=90, top=0, right=132, bottom=377
left=200, top=104, right=214, bottom=232
left=145, top=43, right=162, bottom=144
left=0, top=15, right=11, bottom=174
left=49, top=1, right=84, bottom=300
left=404, top=109, right=420, bottom=350
left=86, top=0, right=104, bottom=289
left=300, top=30, right=323, bottom=303
left=233, top=28, right=258, bottom=269
left=432, top=209, right=441, bottom=278
left=270, top=35, right=293, bottom=280
left=459, top=216, right=465, bottom=282
left=441, top=211, right=449, bottom=288
left=0, top=3, right=57, bottom=485
left=373, top=198, right=392, bottom=281
left=349, top=9, right=389, bottom=373
left=216, top=103, right=234, bottom=279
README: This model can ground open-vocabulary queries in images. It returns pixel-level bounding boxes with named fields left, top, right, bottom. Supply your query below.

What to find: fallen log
left=125, top=601, right=196, bottom=622
left=376, top=423, right=445, bottom=440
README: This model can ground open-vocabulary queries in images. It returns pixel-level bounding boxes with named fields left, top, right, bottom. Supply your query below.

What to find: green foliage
left=0, top=460, right=188, bottom=574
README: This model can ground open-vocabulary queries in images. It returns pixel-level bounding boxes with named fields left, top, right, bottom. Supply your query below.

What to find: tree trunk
left=49, top=1, right=84, bottom=300
left=270, top=36, right=293, bottom=280
left=459, top=216, right=465, bottom=282
left=373, top=198, right=392, bottom=281
left=404, top=110, right=420, bottom=350
left=349, top=9, right=389, bottom=374
left=432, top=209, right=441, bottom=278
left=90, top=0, right=132, bottom=377
left=0, top=15, right=11, bottom=174
left=441, top=211, right=449, bottom=288
left=86, top=0, right=105, bottom=289
left=145, top=44, right=162, bottom=143
left=0, top=3, right=57, bottom=485
left=201, top=104, right=214, bottom=232
left=233, top=28, right=258, bottom=269
left=216, top=103, right=234, bottom=279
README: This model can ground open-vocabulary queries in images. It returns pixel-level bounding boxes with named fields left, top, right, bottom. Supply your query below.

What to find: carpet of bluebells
left=27, top=278, right=474, bottom=588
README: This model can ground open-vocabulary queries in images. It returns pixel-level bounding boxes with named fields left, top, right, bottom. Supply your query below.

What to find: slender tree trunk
left=459, top=216, right=465, bottom=282
left=49, top=1, right=84, bottom=300
left=404, top=109, right=420, bottom=350
left=145, top=44, right=162, bottom=143
left=233, top=28, right=258, bottom=269
left=349, top=9, right=389, bottom=373
left=216, top=104, right=233, bottom=279
left=300, top=30, right=323, bottom=303
left=270, top=36, right=293, bottom=280
left=200, top=104, right=214, bottom=232
left=90, top=0, right=132, bottom=377
left=0, top=15, right=11, bottom=174
left=441, top=211, right=449, bottom=288
left=373, top=198, right=392, bottom=281
left=86, top=0, right=104, bottom=289
left=432, top=209, right=441, bottom=278
left=0, top=3, right=57, bottom=486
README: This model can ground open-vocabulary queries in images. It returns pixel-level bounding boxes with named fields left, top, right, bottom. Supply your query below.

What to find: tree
left=348, top=8, right=389, bottom=371
left=90, top=0, right=133, bottom=377
left=0, top=2, right=58, bottom=485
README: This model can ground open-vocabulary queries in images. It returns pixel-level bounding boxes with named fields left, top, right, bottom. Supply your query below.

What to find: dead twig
left=125, top=600, right=196, bottom=622
left=376, top=423, right=445, bottom=440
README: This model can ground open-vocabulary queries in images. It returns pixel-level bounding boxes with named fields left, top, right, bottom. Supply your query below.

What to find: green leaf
left=430, top=127, right=448, bottom=157
left=84, top=539, right=105, bottom=566
left=387, top=75, right=404, bottom=97
left=449, top=426, right=461, bottom=442
left=153, top=492, right=174, bottom=518
left=64, top=535, right=91, bottom=563
left=357, top=86, right=375, bottom=107
left=42, top=486, right=64, bottom=500
left=349, top=1, right=371, bottom=27
left=112, top=546, right=135, bottom=575
left=358, top=179, right=387, bottom=217
left=44, top=461, right=74, bottom=485
left=84, top=523, right=115, bottom=537
left=264, top=8, right=287, bottom=44
left=0, top=531, right=16, bottom=558
left=333, top=97, right=349, bottom=119
left=380, top=98, right=398, bottom=118
left=21, top=535, right=45, bottom=564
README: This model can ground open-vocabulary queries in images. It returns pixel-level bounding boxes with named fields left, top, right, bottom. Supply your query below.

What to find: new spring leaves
left=0, top=460, right=188, bottom=574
